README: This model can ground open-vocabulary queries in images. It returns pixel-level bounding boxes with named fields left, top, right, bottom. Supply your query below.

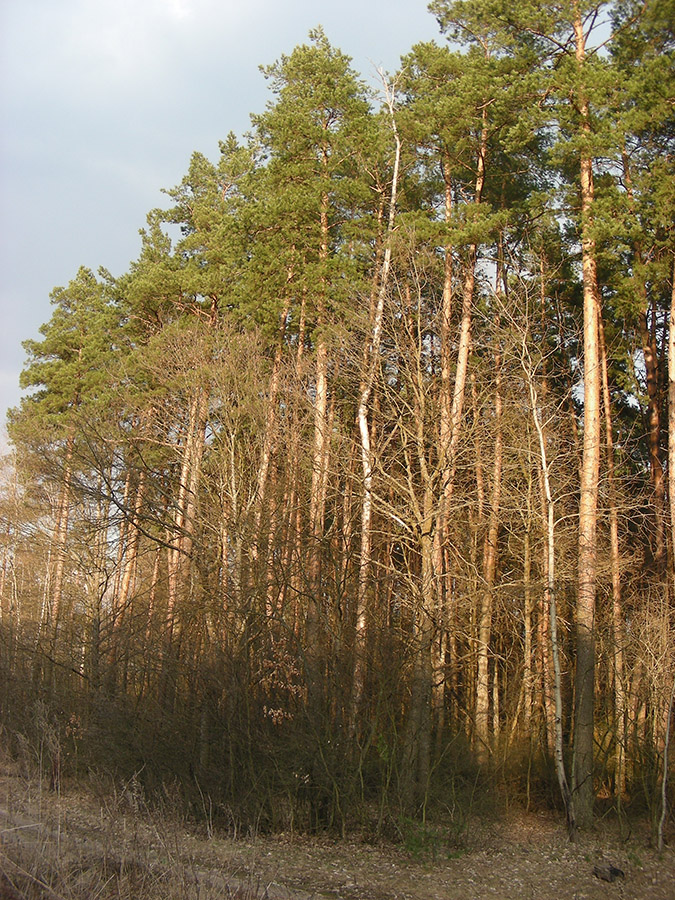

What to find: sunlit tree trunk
left=439, top=107, right=488, bottom=509
left=572, top=5, right=602, bottom=830
left=49, top=433, right=74, bottom=635
left=520, top=327, right=575, bottom=838
left=252, top=303, right=290, bottom=622
left=435, top=111, right=488, bottom=750
left=253, top=303, right=289, bottom=554
left=307, top=187, right=331, bottom=671
left=111, top=468, right=132, bottom=614
left=117, top=471, right=146, bottom=625
left=107, top=469, right=146, bottom=691
left=352, top=83, right=400, bottom=732
left=538, top=474, right=556, bottom=757
left=166, top=388, right=209, bottom=644
left=432, top=154, right=454, bottom=748
left=475, top=336, right=502, bottom=761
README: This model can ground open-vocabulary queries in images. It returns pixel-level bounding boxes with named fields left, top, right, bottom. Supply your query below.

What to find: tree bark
left=622, top=151, right=666, bottom=571
left=352, top=81, right=401, bottom=733
left=49, top=433, right=74, bottom=635
left=432, top=153, right=455, bottom=747
left=475, top=337, right=502, bottom=761
left=434, top=109, right=488, bottom=749
left=166, top=387, right=209, bottom=643
left=305, top=178, right=333, bottom=720
left=252, top=302, right=290, bottom=562
left=669, top=257, right=675, bottom=576
left=572, top=4, right=602, bottom=830
left=521, top=330, right=575, bottom=838
left=598, top=317, right=627, bottom=799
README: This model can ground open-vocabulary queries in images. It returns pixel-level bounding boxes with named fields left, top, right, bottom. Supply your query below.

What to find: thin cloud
left=163, top=0, right=193, bottom=20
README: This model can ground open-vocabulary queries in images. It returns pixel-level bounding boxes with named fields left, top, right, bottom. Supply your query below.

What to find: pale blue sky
left=0, top=0, right=441, bottom=441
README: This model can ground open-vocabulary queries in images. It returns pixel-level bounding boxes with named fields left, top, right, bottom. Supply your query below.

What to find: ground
left=1, top=762, right=673, bottom=899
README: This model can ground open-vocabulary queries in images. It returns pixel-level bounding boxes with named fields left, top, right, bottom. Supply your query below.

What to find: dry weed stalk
left=0, top=763, right=267, bottom=900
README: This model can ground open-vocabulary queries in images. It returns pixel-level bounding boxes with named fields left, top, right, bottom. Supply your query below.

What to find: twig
left=657, top=674, right=675, bottom=851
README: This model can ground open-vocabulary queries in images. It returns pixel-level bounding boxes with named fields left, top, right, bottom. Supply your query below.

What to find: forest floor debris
left=0, top=766, right=673, bottom=900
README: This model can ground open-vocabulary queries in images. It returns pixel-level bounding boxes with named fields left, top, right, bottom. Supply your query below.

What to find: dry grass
left=0, top=763, right=267, bottom=900
left=1, top=750, right=674, bottom=900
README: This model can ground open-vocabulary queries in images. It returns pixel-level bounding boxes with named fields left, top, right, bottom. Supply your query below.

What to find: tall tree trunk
left=253, top=302, right=290, bottom=560
left=308, top=183, right=332, bottom=554
left=669, top=257, right=675, bottom=580
left=523, top=529, right=533, bottom=729
left=623, top=151, right=666, bottom=571
left=521, top=331, right=575, bottom=837
left=108, top=470, right=146, bottom=692
left=352, top=82, right=400, bottom=732
left=116, top=471, right=146, bottom=625
left=475, top=338, right=502, bottom=761
left=403, top=495, right=435, bottom=811
left=397, top=276, right=438, bottom=808
left=572, top=5, right=602, bottom=830
left=306, top=181, right=332, bottom=716
left=523, top=470, right=534, bottom=733
left=536, top=249, right=556, bottom=753
left=640, top=301, right=666, bottom=570
left=439, top=104, right=488, bottom=509
left=598, top=317, right=627, bottom=799
left=49, top=433, right=74, bottom=635
left=434, top=111, right=488, bottom=749
left=252, top=303, right=290, bottom=623
left=166, top=388, right=209, bottom=643
left=432, top=153, right=455, bottom=748
left=111, top=468, right=132, bottom=615
left=440, top=241, right=481, bottom=497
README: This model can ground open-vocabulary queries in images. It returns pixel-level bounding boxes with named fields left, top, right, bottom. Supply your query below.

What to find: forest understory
left=1, top=754, right=674, bottom=900
left=1, top=0, right=674, bottom=861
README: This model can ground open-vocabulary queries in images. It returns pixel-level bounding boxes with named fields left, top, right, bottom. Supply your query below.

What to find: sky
left=0, top=0, right=442, bottom=445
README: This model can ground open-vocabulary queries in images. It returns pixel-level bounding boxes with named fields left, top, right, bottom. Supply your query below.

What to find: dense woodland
left=1, top=0, right=674, bottom=842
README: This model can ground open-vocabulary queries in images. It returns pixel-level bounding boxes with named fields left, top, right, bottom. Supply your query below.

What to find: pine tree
left=10, top=267, right=120, bottom=635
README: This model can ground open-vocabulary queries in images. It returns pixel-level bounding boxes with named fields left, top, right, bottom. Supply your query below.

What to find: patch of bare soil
left=0, top=763, right=673, bottom=900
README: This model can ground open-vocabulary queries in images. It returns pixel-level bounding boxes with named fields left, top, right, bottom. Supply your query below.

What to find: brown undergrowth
left=1, top=753, right=674, bottom=900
